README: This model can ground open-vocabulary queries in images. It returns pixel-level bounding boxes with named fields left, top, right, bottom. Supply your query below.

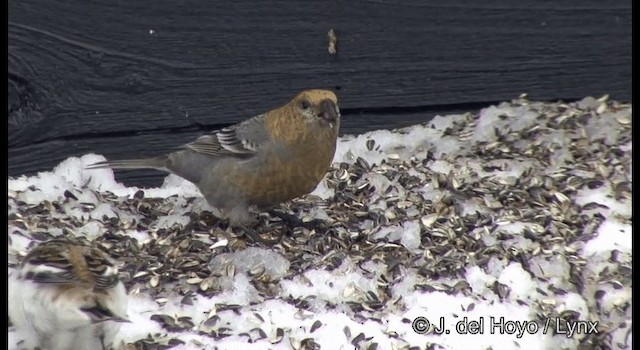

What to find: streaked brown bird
left=88, top=89, right=341, bottom=230
left=8, top=238, right=129, bottom=350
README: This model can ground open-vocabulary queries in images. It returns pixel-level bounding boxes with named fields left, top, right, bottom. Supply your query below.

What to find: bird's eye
left=299, top=100, right=312, bottom=110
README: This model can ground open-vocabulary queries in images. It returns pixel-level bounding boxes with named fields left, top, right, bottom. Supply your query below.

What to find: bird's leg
left=267, top=209, right=327, bottom=230
left=240, top=225, right=282, bottom=245
left=99, top=333, right=107, bottom=350
left=229, top=205, right=282, bottom=245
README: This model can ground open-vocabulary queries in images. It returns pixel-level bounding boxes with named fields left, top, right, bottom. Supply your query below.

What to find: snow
left=8, top=97, right=632, bottom=350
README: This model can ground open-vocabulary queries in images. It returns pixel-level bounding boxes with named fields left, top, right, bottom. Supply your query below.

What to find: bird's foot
left=267, top=209, right=327, bottom=231
left=240, top=224, right=283, bottom=246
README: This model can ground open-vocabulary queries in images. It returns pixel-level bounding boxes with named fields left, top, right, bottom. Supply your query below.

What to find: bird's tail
left=86, top=156, right=168, bottom=171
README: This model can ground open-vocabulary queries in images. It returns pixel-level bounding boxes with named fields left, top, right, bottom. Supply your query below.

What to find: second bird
left=88, top=89, right=341, bottom=227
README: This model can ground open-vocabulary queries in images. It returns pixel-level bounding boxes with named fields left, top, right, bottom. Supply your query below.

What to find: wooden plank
left=8, top=0, right=631, bottom=183
left=10, top=106, right=488, bottom=186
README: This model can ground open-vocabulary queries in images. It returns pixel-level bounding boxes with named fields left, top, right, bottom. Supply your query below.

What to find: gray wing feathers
left=184, top=114, right=270, bottom=157
left=217, top=128, right=256, bottom=154
left=233, top=114, right=272, bottom=151
left=85, top=114, right=272, bottom=182
left=184, top=134, right=224, bottom=155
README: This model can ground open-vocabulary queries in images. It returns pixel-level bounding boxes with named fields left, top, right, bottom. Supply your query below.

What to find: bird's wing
left=21, top=239, right=120, bottom=290
left=183, top=114, right=271, bottom=157
left=21, top=242, right=83, bottom=285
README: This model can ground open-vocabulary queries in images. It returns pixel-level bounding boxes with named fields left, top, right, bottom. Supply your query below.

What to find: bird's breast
left=230, top=140, right=336, bottom=207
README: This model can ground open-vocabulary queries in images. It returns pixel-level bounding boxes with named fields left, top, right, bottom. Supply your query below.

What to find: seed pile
left=8, top=95, right=631, bottom=350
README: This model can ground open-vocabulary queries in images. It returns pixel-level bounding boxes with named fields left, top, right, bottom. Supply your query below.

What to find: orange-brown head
left=265, top=89, right=341, bottom=145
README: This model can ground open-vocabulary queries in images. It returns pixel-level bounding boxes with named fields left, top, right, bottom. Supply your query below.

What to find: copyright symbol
left=412, top=316, right=430, bottom=334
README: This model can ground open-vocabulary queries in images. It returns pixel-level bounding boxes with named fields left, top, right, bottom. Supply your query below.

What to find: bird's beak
left=318, top=99, right=340, bottom=124
left=110, top=315, right=132, bottom=323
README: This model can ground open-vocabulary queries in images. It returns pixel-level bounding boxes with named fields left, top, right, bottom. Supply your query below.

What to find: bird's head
left=291, top=89, right=341, bottom=130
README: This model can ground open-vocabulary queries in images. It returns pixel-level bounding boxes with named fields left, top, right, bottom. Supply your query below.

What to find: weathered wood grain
left=8, top=0, right=631, bottom=185
left=9, top=106, right=490, bottom=187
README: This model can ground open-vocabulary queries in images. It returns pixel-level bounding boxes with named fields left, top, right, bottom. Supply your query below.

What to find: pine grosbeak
left=88, top=89, right=341, bottom=227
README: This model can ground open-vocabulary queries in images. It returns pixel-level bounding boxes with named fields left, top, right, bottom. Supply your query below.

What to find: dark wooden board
left=8, top=0, right=632, bottom=186
left=9, top=106, right=488, bottom=187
